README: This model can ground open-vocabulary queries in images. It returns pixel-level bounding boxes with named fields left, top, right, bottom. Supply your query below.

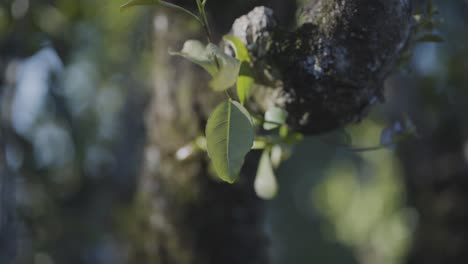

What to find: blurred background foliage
left=1, top=0, right=467, bottom=264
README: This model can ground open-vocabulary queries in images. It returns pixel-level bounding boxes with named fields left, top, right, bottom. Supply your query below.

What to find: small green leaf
left=279, top=125, right=289, bottom=139
left=170, top=40, right=218, bottom=75
left=237, top=63, right=254, bottom=104
left=263, top=107, right=288, bottom=130
left=207, top=44, right=242, bottom=91
left=254, top=149, right=278, bottom=200
left=206, top=100, right=254, bottom=183
left=224, top=35, right=254, bottom=104
left=171, top=40, right=241, bottom=91
left=223, top=35, right=251, bottom=63
left=279, top=125, right=304, bottom=144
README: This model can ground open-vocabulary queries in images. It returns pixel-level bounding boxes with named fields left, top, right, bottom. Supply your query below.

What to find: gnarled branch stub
left=231, top=1, right=413, bottom=134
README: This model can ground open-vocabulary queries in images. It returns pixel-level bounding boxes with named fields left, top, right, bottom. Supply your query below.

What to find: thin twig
left=159, top=0, right=202, bottom=24
left=195, top=0, right=220, bottom=69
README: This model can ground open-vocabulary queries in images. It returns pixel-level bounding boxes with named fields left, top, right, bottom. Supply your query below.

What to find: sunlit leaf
left=206, top=100, right=254, bottom=183
left=170, top=40, right=218, bottom=75
left=223, top=35, right=251, bottom=63
left=254, top=149, right=278, bottom=200
left=263, top=106, right=288, bottom=130
left=224, top=35, right=254, bottom=104
left=279, top=125, right=304, bottom=144
left=207, top=44, right=242, bottom=91
left=171, top=40, right=241, bottom=91
left=237, top=63, right=255, bottom=104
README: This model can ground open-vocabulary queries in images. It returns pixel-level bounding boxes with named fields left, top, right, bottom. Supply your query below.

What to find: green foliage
left=170, top=40, right=218, bottom=75
left=254, top=149, right=278, bottom=200
left=207, top=46, right=241, bottom=91
left=224, top=35, right=255, bottom=105
left=279, top=125, right=304, bottom=144
left=236, top=64, right=255, bottom=104
left=206, top=100, right=254, bottom=183
left=170, top=40, right=241, bottom=91
left=122, top=0, right=302, bottom=195
left=223, top=35, right=251, bottom=62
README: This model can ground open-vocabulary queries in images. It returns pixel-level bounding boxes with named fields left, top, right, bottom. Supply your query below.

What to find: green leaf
left=206, top=100, right=254, bottom=183
left=254, top=149, right=278, bottom=200
left=223, top=35, right=251, bottom=63
left=279, top=125, right=304, bottom=144
left=237, top=63, right=255, bottom=104
left=207, top=44, right=242, bottom=91
left=171, top=40, right=241, bottom=91
left=170, top=40, right=218, bottom=75
left=263, top=106, right=288, bottom=130
left=224, top=35, right=254, bottom=104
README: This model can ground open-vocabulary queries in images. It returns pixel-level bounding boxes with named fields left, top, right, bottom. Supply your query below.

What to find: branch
left=231, top=1, right=413, bottom=134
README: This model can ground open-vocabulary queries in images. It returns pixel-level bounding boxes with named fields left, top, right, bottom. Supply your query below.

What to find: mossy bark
left=232, top=0, right=413, bottom=134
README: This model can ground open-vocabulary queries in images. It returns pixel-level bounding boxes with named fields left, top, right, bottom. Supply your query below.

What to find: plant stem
left=195, top=0, right=213, bottom=42
left=160, top=0, right=202, bottom=24
left=195, top=0, right=220, bottom=69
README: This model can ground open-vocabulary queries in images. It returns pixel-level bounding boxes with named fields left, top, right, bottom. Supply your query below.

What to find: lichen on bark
left=231, top=0, right=413, bottom=134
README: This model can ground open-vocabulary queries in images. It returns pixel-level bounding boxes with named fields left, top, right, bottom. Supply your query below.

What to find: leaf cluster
left=121, top=0, right=294, bottom=199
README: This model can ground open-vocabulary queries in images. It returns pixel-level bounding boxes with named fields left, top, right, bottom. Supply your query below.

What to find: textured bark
left=231, top=0, right=413, bottom=134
